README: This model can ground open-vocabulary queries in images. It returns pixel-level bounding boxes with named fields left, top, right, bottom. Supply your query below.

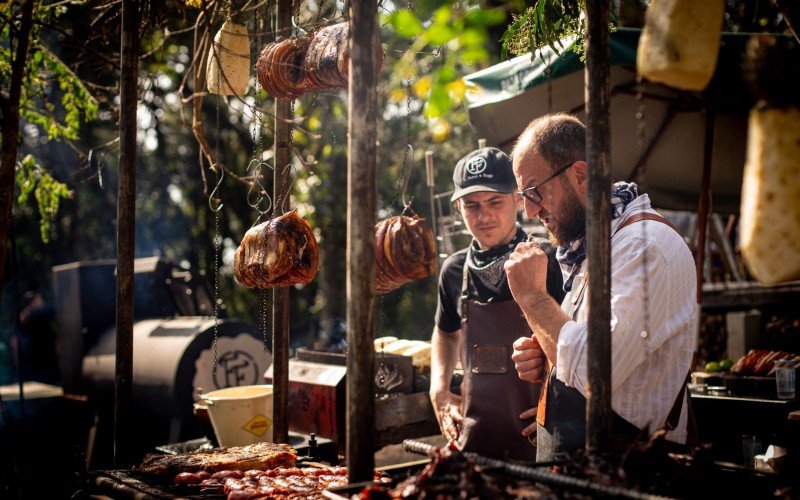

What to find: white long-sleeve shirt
left=556, top=195, right=696, bottom=443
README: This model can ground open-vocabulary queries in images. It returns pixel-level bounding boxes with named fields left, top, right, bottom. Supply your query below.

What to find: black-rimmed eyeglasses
left=517, top=161, right=574, bottom=205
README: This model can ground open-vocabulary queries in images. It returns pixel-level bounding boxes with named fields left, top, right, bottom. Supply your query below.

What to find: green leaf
left=433, top=5, right=451, bottom=25
left=425, top=24, right=454, bottom=45
left=458, top=28, right=487, bottom=48
left=465, top=8, right=507, bottom=27
left=459, top=46, right=490, bottom=64
left=437, top=64, right=457, bottom=83
left=388, top=9, right=423, bottom=38
left=425, top=85, right=451, bottom=119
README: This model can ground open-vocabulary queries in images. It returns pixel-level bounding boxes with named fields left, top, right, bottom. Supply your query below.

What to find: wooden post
left=584, top=0, right=612, bottom=455
left=696, top=109, right=715, bottom=303
left=272, top=0, right=292, bottom=446
left=347, top=0, right=378, bottom=482
left=425, top=151, right=438, bottom=250
left=115, top=0, right=139, bottom=468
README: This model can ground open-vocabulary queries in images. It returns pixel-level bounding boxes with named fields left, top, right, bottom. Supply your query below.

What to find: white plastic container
left=201, top=385, right=274, bottom=447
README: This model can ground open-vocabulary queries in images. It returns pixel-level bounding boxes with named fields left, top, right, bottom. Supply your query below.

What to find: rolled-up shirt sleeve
left=556, top=320, right=587, bottom=391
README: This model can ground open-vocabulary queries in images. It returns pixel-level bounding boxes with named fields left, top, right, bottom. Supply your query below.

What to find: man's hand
left=430, top=390, right=463, bottom=443
left=512, top=335, right=545, bottom=383
left=519, top=406, right=538, bottom=439
left=504, top=241, right=550, bottom=302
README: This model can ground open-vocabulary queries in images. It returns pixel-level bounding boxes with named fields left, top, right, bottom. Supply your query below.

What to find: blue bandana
left=556, top=182, right=639, bottom=291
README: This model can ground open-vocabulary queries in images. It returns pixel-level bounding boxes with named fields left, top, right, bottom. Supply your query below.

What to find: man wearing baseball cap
left=430, top=147, right=564, bottom=460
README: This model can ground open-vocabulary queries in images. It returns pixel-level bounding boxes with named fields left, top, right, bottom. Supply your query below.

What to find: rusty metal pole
left=346, top=0, right=378, bottom=482
left=115, top=0, right=139, bottom=467
left=584, top=0, right=612, bottom=455
left=272, top=0, right=292, bottom=446
left=696, top=109, right=714, bottom=304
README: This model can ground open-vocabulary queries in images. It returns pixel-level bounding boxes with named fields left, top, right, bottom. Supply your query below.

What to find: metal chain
left=211, top=82, right=223, bottom=377
left=390, top=56, right=415, bottom=214
left=635, top=76, right=651, bottom=341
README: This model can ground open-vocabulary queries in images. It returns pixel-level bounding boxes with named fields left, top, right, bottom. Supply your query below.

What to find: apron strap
left=615, top=212, right=682, bottom=238
left=458, top=249, right=471, bottom=325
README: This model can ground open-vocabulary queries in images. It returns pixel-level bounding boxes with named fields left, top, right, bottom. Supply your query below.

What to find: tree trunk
left=317, top=153, right=347, bottom=346
left=0, top=0, right=36, bottom=304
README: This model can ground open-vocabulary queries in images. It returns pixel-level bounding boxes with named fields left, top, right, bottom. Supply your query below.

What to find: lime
left=719, top=359, right=733, bottom=371
left=705, top=361, right=721, bottom=373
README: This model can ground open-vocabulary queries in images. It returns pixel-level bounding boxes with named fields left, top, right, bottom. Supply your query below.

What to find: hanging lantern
left=207, top=20, right=250, bottom=96
left=636, top=0, right=724, bottom=91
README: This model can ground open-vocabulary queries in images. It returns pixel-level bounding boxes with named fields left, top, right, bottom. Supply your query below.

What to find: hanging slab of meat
left=304, top=21, right=383, bottom=90
left=235, top=211, right=320, bottom=288
left=375, top=215, right=437, bottom=294
left=257, top=37, right=312, bottom=100
left=137, top=442, right=297, bottom=478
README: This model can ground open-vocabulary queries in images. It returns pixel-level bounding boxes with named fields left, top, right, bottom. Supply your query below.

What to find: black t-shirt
left=435, top=237, right=565, bottom=333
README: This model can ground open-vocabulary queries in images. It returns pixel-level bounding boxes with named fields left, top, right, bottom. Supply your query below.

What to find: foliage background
left=2, top=0, right=794, bottom=367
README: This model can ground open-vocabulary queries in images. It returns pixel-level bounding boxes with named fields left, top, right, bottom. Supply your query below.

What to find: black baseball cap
left=451, top=147, right=517, bottom=202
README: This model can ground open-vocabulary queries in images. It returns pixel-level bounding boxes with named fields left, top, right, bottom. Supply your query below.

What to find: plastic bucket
left=200, top=385, right=274, bottom=447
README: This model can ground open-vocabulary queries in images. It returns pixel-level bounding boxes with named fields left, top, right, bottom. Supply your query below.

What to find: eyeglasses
left=517, top=161, right=574, bottom=205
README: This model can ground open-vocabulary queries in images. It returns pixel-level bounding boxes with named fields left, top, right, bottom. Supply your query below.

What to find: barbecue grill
left=52, top=257, right=271, bottom=466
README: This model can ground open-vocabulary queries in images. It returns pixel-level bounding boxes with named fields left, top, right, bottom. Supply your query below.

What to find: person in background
left=11, top=290, right=59, bottom=384
left=505, top=113, right=696, bottom=460
left=429, top=147, right=565, bottom=461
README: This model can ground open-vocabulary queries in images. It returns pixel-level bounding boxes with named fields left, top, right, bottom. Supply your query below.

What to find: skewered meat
left=730, top=349, right=800, bottom=376
left=235, top=211, right=320, bottom=288
left=375, top=215, right=437, bottom=294
left=138, top=442, right=297, bottom=478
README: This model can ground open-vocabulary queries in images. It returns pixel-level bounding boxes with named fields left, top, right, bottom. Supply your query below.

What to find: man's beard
left=545, top=184, right=586, bottom=246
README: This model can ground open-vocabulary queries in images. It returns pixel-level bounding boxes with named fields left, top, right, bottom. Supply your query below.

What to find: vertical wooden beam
left=346, top=0, right=378, bottom=482
left=584, top=0, right=612, bottom=455
left=272, top=0, right=292, bottom=445
left=115, top=0, right=139, bottom=468
left=696, top=109, right=714, bottom=302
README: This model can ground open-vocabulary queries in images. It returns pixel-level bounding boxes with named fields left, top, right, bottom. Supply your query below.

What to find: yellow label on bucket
left=243, top=414, right=273, bottom=437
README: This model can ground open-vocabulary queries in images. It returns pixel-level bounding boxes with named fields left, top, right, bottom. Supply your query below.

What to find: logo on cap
left=465, top=156, right=487, bottom=175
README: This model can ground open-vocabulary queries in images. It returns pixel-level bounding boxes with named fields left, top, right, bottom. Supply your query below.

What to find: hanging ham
left=375, top=215, right=437, bottom=294
left=235, top=211, right=320, bottom=288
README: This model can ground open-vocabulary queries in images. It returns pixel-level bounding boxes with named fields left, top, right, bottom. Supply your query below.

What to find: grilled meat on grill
left=730, top=349, right=800, bottom=376
left=138, top=442, right=297, bottom=478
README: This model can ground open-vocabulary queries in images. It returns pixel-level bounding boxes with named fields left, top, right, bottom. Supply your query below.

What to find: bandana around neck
left=556, top=182, right=640, bottom=292
left=467, top=226, right=527, bottom=294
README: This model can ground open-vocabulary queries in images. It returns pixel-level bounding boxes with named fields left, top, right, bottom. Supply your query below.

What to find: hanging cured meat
left=234, top=211, right=320, bottom=288
left=375, top=215, right=437, bottom=294
left=256, top=36, right=312, bottom=100
left=304, top=21, right=383, bottom=90
left=256, top=21, right=383, bottom=99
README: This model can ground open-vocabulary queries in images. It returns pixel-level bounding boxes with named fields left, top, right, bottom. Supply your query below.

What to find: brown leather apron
left=457, top=250, right=539, bottom=461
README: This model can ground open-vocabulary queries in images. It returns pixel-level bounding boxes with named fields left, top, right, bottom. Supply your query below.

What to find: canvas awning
left=464, top=28, right=763, bottom=213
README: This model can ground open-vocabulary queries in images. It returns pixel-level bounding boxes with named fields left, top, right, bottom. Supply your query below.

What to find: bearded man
left=505, top=114, right=696, bottom=460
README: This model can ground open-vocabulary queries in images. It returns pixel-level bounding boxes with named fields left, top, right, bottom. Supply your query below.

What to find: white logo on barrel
left=466, top=156, right=487, bottom=176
